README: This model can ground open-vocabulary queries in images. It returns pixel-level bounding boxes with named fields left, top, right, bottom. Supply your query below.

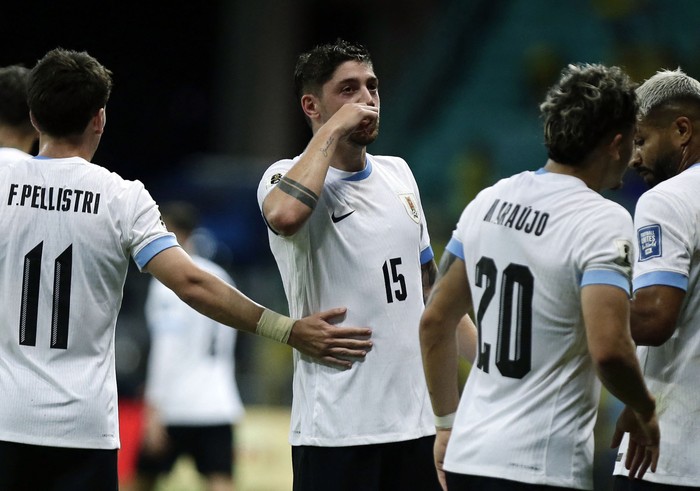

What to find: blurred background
left=3, top=0, right=698, bottom=489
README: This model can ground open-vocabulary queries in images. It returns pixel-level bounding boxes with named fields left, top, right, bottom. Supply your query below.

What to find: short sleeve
left=127, top=182, right=178, bottom=270
left=632, top=188, right=692, bottom=292
left=576, top=203, right=634, bottom=294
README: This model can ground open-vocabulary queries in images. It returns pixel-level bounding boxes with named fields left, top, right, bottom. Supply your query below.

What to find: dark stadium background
left=3, top=2, right=699, bottom=489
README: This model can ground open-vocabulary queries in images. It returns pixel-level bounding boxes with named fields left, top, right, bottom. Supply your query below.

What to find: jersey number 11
left=19, top=242, right=72, bottom=349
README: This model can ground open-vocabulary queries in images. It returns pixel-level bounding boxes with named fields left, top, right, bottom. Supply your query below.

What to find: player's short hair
left=540, top=63, right=637, bottom=166
left=635, top=68, right=700, bottom=120
left=0, top=65, right=32, bottom=129
left=28, top=48, right=113, bottom=138
left=293, top=38, right=373, bottom=101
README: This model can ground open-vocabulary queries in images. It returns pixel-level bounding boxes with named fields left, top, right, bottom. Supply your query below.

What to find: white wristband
left=256, top=309, right=294, bottom=344
left=434, top=412, right=456, bottom=430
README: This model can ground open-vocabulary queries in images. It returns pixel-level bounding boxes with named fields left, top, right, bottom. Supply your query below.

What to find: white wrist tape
left=434, top=412, right=456, bottom=430
left=256, top=309, right=294, bottom=344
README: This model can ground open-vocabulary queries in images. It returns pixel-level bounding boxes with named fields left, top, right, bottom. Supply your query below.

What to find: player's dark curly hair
left=0, top=65, right=32, bottom=129
left=540, top=63, right=637, bottom=166
left=293, top=38, right=373, bottom=101
left=28, top=48, right=113, bottom=138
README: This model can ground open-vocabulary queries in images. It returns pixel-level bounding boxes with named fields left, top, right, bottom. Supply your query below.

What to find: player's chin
left=350, top=128, right=379, bottom=146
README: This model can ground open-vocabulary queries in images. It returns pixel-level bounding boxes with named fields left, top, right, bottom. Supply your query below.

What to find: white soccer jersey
left=443, top=169, right=634, bottom=490
left=144, top=255, right=244, bottom=425
left=612, top=163, right=700, bottom=487
left=257, top=154, right=435, bottom=447
left=0, top=156, right=176, bottom=450
left=0, top=147, right=31, bottom=165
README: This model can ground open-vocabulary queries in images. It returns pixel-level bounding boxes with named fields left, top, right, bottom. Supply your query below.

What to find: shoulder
left=0, top=147, right=31, bottom=164
left=257, top=157, right=298, bottom=193
left=369, top=154, right=410, bottom=172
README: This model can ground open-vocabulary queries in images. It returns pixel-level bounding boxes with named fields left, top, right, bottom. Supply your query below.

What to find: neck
left=543, top=158, right=606, bottom=192
left=329, top=144, right=367, bottom=172
left=679, top=145, right=700, bottom=174
left=36, top=137, right=96, bottom=161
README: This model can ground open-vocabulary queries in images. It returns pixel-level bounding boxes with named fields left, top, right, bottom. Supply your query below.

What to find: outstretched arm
left=145, top=246, right=372, bottom=369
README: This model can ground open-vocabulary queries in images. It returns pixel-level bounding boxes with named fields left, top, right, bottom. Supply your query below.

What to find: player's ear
left=301, top=94, right=320, bottom=121
left=29, top=111, right=41, bottom=133
left=674, top=116, right=692, bottom=145
left=607, top=132, right=624, bottom=160
left=92, top=108, right=106, bottom=135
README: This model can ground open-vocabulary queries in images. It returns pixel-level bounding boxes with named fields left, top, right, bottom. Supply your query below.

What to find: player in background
left=612, top=68, right=700, bottom=490
left=0, top=64, right=37, bottom=162
left=135, top=201, right=244, bottom=491
left=0, top=47, right=372, bottom=491
left=420, top=63, right=659, bottom=491
left=257, top=38, right=476, bottom=491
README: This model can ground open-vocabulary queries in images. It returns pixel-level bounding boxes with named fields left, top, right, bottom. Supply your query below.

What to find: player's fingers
left=326, top=347, right=369, bottom=359
left=330, top=326, right=372, bottom=339
left=316, top=307, right=348, bottom=322
left=625, top=439, right=638, bottom=470
left=320, top=355, right=352, bottom=370
left=610, top=428, right=624, bottom=448
left=627, top=444, right=644, bottom=478
left=633, top=449, right=651, bottom=479
left=649, top=447, right=659, bottom=474
left=437, top=469, right=447, bottom=491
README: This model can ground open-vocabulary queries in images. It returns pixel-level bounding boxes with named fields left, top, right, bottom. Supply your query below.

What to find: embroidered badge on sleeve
left=638, top=224, right=662, bottom=261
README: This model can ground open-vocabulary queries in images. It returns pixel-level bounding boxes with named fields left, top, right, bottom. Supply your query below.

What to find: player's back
left=445, top=169, right=633, bottom=489
left=0, top=156, right=170, bottom=449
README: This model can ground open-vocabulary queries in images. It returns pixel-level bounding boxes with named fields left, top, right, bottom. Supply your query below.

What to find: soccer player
left=612, top=68, right=700, bottom=490
left=420, top=63, right=659, bottom=491
left=0, top=48, right=372, bottom=491
left=0, top=64, right=37, bottom=162
left=257, top=38, right=474, bottom=491
left=135, top=201, right=244, bottom=491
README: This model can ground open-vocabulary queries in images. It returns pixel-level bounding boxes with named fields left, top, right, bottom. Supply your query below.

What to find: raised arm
left=262, top=103, right=378, bottom=236
left=145, top=246, right=372, bottom=368
left=581, top=284, right=659, bottom=478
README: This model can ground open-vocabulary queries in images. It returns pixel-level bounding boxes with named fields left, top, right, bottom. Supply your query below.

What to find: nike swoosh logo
left=331, top=210, right=355, bottom=223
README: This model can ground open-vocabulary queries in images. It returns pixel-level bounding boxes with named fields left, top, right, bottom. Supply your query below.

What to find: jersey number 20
left=475, top=256, right=533, bottom=379
left=19, top=242, right=72, bottom=349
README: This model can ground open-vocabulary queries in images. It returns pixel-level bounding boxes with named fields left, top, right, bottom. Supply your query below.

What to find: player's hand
left=328, top=103, right=379, bottom=137
left=434, top=428, right=451, bottom=491
left=611, top=404, right=660, bottom=479
left=287, top=307, right=372, bottom=369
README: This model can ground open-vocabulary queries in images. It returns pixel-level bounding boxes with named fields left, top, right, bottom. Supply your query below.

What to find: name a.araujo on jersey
left=482, top=199, right=549, bottom=236
left=6, top=183, right=101, bottom=214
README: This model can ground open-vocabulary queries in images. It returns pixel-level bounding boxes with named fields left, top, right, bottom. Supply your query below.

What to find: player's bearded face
left=350, top=117, right=380, bottom=146
left=646, top=147, right=679, bottom=187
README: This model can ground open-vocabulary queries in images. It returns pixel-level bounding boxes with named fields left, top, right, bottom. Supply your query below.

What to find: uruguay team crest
left=399, top=193, right=420, bottom=223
